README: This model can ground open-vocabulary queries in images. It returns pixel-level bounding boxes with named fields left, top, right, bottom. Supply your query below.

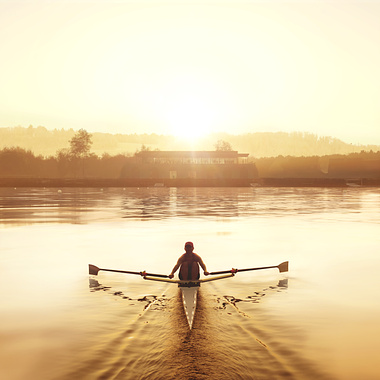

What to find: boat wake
left=65, top=277, right=336, bottom=380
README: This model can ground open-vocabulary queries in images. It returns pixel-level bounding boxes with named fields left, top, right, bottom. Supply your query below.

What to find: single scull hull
left=180, top=285, right=199, bottom=329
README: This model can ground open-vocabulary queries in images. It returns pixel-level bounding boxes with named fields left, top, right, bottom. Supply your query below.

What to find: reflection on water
left=89, top=277, right=167, bottom=311
left=217, top=279, right=288, bottom=311
left=1, top=187, right=379, bottom=380
left=1, top=187, right=378, bottom=224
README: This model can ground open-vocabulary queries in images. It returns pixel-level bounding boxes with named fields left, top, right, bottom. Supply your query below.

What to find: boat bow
left=179, top=282, right=199, bottom=329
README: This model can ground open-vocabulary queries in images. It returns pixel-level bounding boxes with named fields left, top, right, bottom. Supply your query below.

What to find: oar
left=209, top=261, right=288, bottom=275
left=89, top=264, right=169, bottom=278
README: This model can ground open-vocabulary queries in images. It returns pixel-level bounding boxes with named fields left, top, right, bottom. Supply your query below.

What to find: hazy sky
left=1, top=0, right=379, bottom=144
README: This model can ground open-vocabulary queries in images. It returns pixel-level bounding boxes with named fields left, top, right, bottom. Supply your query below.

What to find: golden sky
left=1, top=0, right=379, bottom=144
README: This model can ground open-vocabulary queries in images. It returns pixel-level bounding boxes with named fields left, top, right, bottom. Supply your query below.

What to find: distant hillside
left=1, top=126, right=379, bottom=158
left=200, top=132, right=380, bottom=158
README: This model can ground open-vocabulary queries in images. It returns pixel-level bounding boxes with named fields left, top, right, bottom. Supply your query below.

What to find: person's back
left=169, top=242, right=209, bottom=280
left=179, top=251, right=201, bottom=280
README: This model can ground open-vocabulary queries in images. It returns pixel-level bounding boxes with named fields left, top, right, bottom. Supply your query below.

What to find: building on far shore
left=136, top=150, right=249, bottom=165
left=121, top=150, right=258, bottom=184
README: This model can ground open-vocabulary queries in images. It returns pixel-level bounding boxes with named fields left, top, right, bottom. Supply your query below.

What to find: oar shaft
left=237, top=265, right=279, bottom=273
left=99, top=268, right=142, bottom=276
left=209, top=261, right=288, bottom=275
left=89, top=264, right=169, bottom=278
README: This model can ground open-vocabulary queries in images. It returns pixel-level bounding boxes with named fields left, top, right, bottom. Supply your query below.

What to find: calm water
left=0, top=187, right=379, bottom=380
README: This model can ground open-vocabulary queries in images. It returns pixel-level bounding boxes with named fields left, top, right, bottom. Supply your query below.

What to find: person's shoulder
left=193, top=252, right=202, bottom=260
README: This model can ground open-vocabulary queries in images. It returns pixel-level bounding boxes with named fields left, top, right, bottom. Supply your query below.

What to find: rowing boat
left=142, top=274, right=234, bottom=329
left=89, top=261, right=288, bottom=329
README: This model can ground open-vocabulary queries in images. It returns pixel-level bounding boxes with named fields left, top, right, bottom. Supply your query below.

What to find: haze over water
left=0, top=187, right=379, bottom=380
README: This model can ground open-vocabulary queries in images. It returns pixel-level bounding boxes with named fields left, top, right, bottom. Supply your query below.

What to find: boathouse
left=121, top=150, right=257, bottom=185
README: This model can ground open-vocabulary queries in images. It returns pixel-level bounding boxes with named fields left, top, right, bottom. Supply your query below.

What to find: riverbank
left=1, top=177, right=380, bottom=187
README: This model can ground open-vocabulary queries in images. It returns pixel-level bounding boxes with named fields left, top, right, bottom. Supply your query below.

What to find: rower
left=168, top=242, right=209, bottom=280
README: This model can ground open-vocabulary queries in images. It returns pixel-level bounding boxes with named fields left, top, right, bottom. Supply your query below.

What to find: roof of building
left=136, top=150, right=249, bottom=158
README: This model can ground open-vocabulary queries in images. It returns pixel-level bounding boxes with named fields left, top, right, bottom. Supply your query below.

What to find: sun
left=165, top=94, right=215, bottom=139
left=155, top=73, right=226, bottom=140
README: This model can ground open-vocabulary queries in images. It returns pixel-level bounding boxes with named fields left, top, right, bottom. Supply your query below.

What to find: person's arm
left=197, top=255, right=209, bottom=276
left=169, top=256, right=183, bottom=278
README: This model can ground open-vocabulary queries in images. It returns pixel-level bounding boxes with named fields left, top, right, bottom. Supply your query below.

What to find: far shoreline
left=1, top=177, right=379, bottom=188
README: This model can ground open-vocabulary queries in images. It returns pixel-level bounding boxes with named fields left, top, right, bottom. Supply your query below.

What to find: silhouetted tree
left=69, top=129, right=93, bottom=158
left=135, top=144, right=151, bottom=154
left=214, top=140, right=233, bottom=151
left=69, top=129, right=93, bottom=177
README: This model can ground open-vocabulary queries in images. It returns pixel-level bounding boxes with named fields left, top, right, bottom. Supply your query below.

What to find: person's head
left=184, top=241, right=194, bottom=253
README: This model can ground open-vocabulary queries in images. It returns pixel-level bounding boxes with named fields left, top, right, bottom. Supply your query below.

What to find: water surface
left=0, top=187, right=379, bottom=380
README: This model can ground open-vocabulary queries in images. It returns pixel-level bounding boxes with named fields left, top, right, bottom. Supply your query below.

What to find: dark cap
left=184, top=241, right=194, bottom=248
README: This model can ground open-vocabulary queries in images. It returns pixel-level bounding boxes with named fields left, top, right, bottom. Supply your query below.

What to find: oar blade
left=89, top=264, right=100, bottom=275
left=278, top=261, right=289, bottom=273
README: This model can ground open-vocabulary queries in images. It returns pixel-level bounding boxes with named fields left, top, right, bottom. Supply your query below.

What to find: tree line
left=1, top=126, right=379, bottom=158
left=0, top=129, right=379, bottom=179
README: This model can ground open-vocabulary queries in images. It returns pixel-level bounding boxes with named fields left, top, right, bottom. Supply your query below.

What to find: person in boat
left=168, top=242, right=209, bottom=280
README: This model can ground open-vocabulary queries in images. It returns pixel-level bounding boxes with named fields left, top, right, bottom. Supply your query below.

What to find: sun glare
left=165, top=96, right=214, bottom=139
left=155, top=74, right=228, bottom=140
